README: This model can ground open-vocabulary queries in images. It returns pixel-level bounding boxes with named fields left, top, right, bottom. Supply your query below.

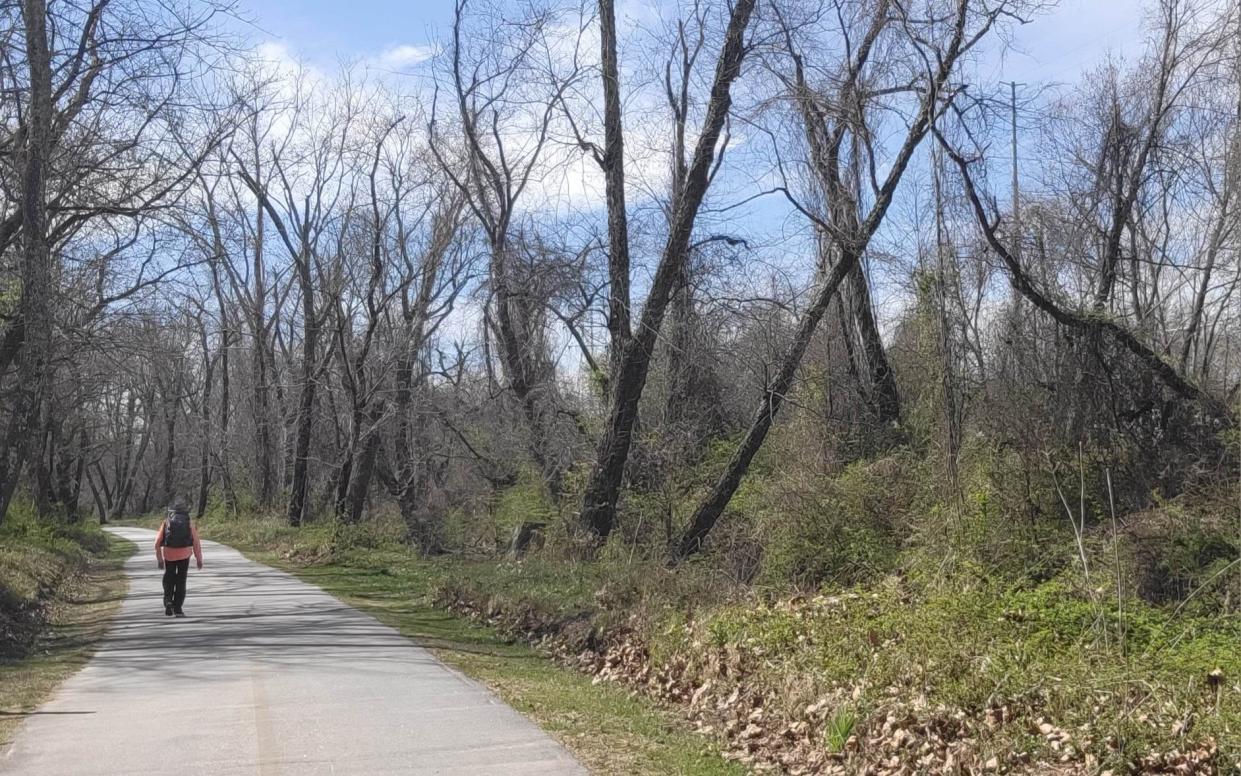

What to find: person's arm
left=191, top=524, right=203, bottom=569
left=154, top=522, right=166, bottom=567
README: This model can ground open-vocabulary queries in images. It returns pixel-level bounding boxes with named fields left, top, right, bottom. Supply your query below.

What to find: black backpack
left=165, top=511, right=192, bottom=548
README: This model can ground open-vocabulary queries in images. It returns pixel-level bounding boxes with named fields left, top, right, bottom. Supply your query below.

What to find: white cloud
left=254, top=40, right=298, bottom=75
left=370, top=44, right=434, bottom=71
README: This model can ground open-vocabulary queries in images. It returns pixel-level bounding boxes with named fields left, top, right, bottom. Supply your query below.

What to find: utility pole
left=1008, top=81, right=1025, bottom=330
left=1009, top=81, right=1022, bottom=261
left=930, top=123, right=962, bottom=504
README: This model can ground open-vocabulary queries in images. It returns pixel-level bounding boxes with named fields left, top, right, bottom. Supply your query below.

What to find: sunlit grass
left=0, top=533, right=132, bottom=747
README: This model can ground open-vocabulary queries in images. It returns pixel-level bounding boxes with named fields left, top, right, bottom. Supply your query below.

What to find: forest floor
left=0, top=528, right=131, bottom=748
left=141, top=511, right=1241, bottom=775
left=120, top=513, right=742, bottom=776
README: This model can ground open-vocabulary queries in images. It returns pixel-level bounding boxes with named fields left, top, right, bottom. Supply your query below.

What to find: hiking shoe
left=174, top=610, right=186, bottom=618
left=165, top=602, right=173, bottom=616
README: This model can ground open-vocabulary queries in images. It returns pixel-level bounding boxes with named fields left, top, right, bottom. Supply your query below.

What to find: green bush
left=757, top=454, right=914, bottom=589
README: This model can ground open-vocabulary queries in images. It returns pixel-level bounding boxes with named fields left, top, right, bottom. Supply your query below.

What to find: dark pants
left=162, top=559, right=189, bottom=611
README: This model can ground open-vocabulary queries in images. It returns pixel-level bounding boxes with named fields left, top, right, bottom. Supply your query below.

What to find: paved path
left=1, top=527, right=585, bottom=775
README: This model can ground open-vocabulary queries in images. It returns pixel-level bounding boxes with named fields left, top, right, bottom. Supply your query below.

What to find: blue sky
left=221, top=0, right=1164, bottom=366
left=239, top=0, right=452, bottom=60
left=238, top=0, right=1147, bottom=85
left=1000, top=0, right=1151, bottom=83
left=231, top=0, right=1154, bottom=337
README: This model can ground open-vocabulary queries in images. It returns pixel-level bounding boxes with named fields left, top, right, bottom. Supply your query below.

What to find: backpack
left=164, top=511, right=192, bottom=548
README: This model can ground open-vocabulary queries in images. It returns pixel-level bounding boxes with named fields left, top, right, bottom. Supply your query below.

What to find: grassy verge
left=124, top=515, right=740, bottom=775
left=157, top=511, right=1241, bottom=773
left=0, top=525, right=132, bottom=747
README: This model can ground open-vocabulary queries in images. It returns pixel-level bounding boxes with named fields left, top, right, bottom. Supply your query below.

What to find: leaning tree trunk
left=86, top=464, right=107, bottom=524
left=578, top=0, right=757, bottom=542
left=946, top=144, right=1234, bottom=425
left=675, top=57, right=952, bottom=559
left=675, top=246, right=858, bottom=558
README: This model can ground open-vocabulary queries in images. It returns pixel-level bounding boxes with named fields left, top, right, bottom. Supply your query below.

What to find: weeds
left=824, top=707, right=857, bottom=753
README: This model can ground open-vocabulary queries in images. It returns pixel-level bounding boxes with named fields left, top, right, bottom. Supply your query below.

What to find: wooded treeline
left=0, top=0, right=1236, bottom=569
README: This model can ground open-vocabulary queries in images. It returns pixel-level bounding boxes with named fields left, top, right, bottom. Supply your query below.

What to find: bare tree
left=0, top=0, right=235, bottom=523
left=675, top=0, right=1016, bottom=559
left=234, top=70, right=360, bottom=525
left=938, top=0, right=1235, bottom=426
left=431, top=0, right=585, bottom=498
left=578, top=0, right=757, bottom=543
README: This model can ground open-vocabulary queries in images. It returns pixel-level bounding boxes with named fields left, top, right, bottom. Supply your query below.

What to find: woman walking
left=154, top=497, right=204, bottom=617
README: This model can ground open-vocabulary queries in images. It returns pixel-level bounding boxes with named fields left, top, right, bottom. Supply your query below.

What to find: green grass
left=0, top=530, right=133, bottom=747
left=133, top=502, right=1241, bottom=771
left=676, top=572, right=1241, bottom=768
left=155, top=516, right=742, bottom=776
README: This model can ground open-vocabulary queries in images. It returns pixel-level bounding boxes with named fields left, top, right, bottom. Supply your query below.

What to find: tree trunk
left=599, top=0, right=631, bottom=383
left=196, top=342, right=216, bottom=519
left=578, top=0, right=757, bottom=542
left=1179, top=184, right=1232, bottom=375
left=67, top=427, right=86, bottom=518
left=344, top=404, right=383, bottom=525
left=793, top=12, right=901, bottom=432
left=334, top=406, right=359, bottom=520
left=217, top=328, right=235, bottom=510
left=86, top=465, right=106, bottom=524
left=287, top=248, right=318, bottom=527
left=162, top=374, right=180, bottom=504
left=111, top=393, right=137, bottom=510
left=394, top=343, right=440, bottom=553
left=675, top=248, right=856, bottom=558
left=253, top=214, right=274, bottom=506
left=33, top=409, right=54, bottom=516
left=846, top=260, right=901, bottom=425
left=0, top=0, right=54, bottom=526
left=111, top=406, right=154, bottom=522
left=674, top=48, right=954, bottom=558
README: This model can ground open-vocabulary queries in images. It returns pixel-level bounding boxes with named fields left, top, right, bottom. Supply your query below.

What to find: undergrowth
left=0, top=501, right=110, bottom=660
left=128, top=436, right=1241, bottom=773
